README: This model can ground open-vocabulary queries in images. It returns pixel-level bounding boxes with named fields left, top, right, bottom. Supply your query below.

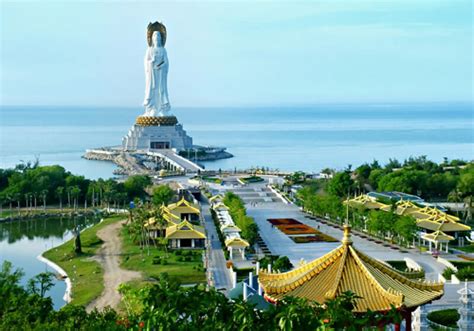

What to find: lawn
left=120, top=227, right=206, bottom=284
left=43, top=215, right=124, bottom=306
left=290, top=234, right=337, bottom=243
left=240, top=176, right=264, bottom=183
left=456, top=244, right=474, bottom=253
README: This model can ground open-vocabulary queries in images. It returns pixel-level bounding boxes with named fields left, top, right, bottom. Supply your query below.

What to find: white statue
left=143, top=30, right=170, bottom=116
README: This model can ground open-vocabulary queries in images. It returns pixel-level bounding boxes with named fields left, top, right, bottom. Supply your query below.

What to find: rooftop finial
left=342, top=196, right=352, bottom=245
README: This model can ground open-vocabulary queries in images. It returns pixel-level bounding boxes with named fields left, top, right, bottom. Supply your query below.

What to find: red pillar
left=405, top=310, right=412, bottom=331
left=394, top=323, right=401, bottom=331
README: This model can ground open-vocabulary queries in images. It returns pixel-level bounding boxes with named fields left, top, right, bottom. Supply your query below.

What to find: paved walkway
left=87, top=220, right=141, bottom=312
left=201, top=200, right=233, bottom=293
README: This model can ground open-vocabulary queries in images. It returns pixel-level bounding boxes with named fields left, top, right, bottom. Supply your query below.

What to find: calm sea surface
left=0, top=103, right=473, bottom=178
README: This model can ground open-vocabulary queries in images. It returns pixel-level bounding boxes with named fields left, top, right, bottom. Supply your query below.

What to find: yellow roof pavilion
left=258, top=225, right=443, bottom=312
left=409, top=207, right=459, bottom=222
left=225, top=237, right=250, bottom=248
left=345, top=195, right=390, bottom=210
left=144, top=216, right=175, bottom=229
left=389, top=200, right=421, bottom=216
left=416, top=216, right=471, bottom=233
left=212, top=202, right=229, bottom=211
left=209, top=194, right=224, bottom=203
left=165, top=220, right=206, bottom=240
left=421, top=230, right=454, bottom=243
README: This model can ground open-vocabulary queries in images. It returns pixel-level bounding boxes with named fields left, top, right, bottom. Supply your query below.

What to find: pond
left=0, top=216, right=101, bottom=309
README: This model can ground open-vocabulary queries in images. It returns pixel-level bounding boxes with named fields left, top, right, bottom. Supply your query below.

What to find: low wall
left=37, top=255, right=72, bottom=303
left=267, top=185, right=290, bottom=204
left=437, top=256, right=458, bottom=272
left=404, top=257, right=422, bottom=271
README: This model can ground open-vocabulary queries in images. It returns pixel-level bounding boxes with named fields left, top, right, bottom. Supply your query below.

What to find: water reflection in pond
left=0, top=216, right=101, bottom=309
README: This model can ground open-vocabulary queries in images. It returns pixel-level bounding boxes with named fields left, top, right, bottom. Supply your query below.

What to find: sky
left=1, top=0, right=472, bottom=107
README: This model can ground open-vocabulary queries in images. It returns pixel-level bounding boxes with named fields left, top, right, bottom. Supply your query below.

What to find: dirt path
left=87, top=220, right=141, bottom=312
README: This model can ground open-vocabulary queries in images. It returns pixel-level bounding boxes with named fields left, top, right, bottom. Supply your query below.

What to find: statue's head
left=147, top=21, right=166, bottom=47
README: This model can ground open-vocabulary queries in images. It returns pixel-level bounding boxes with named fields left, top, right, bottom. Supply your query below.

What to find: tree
left=124, top=175, right=152, bottom=200
left=273, top=256, right=293, bottom=272
left=27, top=272, right=54, bottom=298
left=56, top=186, right=64, bottom=210
left=74, top=226, right=82, bottom=254
left=152, top=185, right=174, bottom=206
left=327, top=172, right=354, bottom=198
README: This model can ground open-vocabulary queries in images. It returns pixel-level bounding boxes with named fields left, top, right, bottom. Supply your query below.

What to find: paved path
left=87, top=220, right=141, bottom=312
left=201, top=200, right=233, bottom=293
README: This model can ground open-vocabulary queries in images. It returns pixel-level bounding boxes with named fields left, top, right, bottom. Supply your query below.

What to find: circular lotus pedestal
left=136, top=116, right=178, bottom=127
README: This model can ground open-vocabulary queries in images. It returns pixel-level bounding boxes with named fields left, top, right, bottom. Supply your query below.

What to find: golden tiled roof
left=225, top=237, right=250, bottom=248
left=258, top=225, right=443, bottom=312
left=345, top=195, right=390, bottom=210
left=391, top=200, right=421, bottom=216
left=144, top=216, right=175, bottom=229
left=165, top=220, right=206, bottom=239
left=167, top=197, right=200, bottom=213
left=409, top=207, right=459, bottom=222
left=421, top=230, right=454, bottom=243
left=416, top=218, right=471, bottom=232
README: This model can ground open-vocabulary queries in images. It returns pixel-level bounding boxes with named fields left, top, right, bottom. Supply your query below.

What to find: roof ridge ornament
left=342, top=196, right=353, bottom=245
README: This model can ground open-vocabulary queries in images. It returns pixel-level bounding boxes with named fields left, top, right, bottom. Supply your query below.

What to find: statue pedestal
left=122, top=116, right=193, bottom=151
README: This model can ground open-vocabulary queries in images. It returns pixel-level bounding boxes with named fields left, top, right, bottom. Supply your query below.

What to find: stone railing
left=437, top=256, right=458, bottom=272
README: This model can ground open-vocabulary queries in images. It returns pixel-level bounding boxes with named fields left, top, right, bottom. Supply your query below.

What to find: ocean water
left=0, top=103, right=472, bottom=179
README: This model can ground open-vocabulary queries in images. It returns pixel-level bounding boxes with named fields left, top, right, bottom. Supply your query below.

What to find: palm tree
left=41, top=189, right=48, bottom=211
left=71, top=186, right=81, bottom=211
left=56, top=187, right=64, bottom=210
left=12, top=193, right=21, bottom=215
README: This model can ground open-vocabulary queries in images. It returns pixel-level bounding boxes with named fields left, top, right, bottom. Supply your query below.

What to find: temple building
left=258, top=224, right=444, bottom=330
left=166, top=220, right=206, bottom=248
left=166, top=197, right=201, bottom=223
left=144, top=197, right=206, bottom=249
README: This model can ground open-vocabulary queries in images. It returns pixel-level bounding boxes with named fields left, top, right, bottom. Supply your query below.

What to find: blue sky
left=1, top=1, right=472, bottom=107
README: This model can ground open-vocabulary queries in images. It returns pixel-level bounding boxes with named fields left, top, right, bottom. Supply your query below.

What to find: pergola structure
left=347, top=194, right=472, bottom=250
left=258, top=224, right=444, bottom=330
left=345, top=194, right=390, bottom=210
left=421, top=230, right=454, bottom=253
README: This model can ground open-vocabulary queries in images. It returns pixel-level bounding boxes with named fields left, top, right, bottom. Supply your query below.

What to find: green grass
left=240, top=176, right=264, bottom=183
left=119, top=227, right=206, bottom=284
left=43, top=215, right=124, bottom=306
left=427, top=309, right=459, bottom=328
left=456, top=244, right=474, bottom=253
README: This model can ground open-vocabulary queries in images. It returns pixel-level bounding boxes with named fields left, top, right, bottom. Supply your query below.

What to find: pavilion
left=345, top=194, right=390, bottom=210
left=258, top=224, right=444, bottom=330
left=166, top=220, right=206, bottom=248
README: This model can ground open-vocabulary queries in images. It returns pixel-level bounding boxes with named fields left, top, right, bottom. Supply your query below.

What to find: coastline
left=37, top=254, right=72, bottom=303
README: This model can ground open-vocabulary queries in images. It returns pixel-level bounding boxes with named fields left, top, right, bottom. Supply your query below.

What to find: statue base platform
left=122, top=116, right=193, bottom=151
left=136, top=115, right=178, bottom=126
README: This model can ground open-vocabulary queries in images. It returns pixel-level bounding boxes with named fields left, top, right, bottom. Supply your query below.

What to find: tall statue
left=143, top=22, right=170, bottom=117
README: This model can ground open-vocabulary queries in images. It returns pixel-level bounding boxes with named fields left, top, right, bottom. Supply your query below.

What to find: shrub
left=427, top=309, right=459, bottom=328
left=160, top=259, right=168, bottom=265
left=442, top=267, right=456, bottom=279
left=456, top=267, right=474, bottom=281
left=174, top=250, right=182, bottom=256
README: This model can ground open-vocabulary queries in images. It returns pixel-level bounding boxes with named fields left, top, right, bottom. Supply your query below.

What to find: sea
left=0, top=103, right=473, bottom=179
